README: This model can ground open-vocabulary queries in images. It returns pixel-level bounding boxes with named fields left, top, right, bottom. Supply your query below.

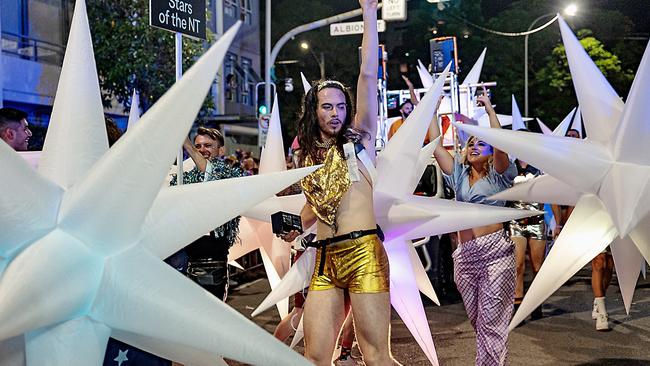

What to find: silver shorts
left=510, top=220, right=546, bottom=240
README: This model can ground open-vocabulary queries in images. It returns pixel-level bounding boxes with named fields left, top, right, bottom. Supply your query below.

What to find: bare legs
left=349, top=292, right=401, bottom=366
left=591, top=253, right=614, bottom=298
left=591, top=252, right=614, bottom=331
left=304, top=289, right=346, bottom=365
left=303, top=289, right=400, bottom=366
left=513, top=236, right=546, bottom=318
left=274, top=306, right=304, bottom=342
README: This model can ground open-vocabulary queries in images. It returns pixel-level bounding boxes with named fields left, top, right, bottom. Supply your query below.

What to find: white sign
left=258, top=114, right=271, bottom=147
left=382, top=0, right=407, bottom=21
left=330, top=20, right=386, bottom=36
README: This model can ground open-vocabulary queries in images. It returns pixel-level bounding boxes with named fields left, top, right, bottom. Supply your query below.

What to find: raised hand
left=359, top=0, right=379, bottom=10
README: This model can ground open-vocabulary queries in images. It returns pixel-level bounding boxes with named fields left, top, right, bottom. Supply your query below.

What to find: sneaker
left=592, top=301, right=599, bottom=320
left=596, top=313, right=610, bottom=331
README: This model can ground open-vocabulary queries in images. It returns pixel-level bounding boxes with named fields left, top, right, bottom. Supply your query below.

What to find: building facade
left=0, top=0, right=261, bottom=149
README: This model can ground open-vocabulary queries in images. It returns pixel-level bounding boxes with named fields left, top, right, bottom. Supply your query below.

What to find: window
left=1, top=0, right=67, bottom=64
left=225, top=52, right=239, bottom=102
left=224, top=0, right=237, bottom=18
left=240, top=0, right=252, bottom=25
left=240, top=57, right=253, bottom=106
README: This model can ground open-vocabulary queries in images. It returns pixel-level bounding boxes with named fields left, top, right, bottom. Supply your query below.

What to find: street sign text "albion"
left=330, top=20, right=386, bottom=36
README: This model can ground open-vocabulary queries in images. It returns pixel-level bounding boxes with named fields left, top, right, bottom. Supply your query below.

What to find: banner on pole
left=150, top=0, right=207, bottom=40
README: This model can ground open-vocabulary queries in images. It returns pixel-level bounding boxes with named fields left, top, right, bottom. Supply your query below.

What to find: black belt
left=306, top=228, right=380, bottom=276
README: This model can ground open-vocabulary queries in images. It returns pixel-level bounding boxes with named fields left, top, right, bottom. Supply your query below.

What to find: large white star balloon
left=251, top=65, right=542, bottom=365
left=0, top=2, right=317, bottom=365
left=455, top=17, right=649, bottom=329
left=226, top=94, right=297, bottom=319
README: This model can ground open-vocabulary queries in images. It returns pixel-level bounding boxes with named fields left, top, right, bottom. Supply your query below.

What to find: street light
left=299, top=41, right=326, bottom=80
left=524, top=4, right=578, bottom=116
left=565, top=4, right=578, bottom=17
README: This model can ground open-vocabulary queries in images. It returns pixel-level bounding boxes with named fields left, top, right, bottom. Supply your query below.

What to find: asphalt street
left=227, top=266, right=650, bottom=365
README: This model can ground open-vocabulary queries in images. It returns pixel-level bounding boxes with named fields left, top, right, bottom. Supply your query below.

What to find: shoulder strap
left=354, top=143, right=377, bottom=185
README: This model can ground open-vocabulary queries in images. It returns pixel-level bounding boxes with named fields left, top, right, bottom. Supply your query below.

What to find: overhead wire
left=446, top=13, right=559, bottom=37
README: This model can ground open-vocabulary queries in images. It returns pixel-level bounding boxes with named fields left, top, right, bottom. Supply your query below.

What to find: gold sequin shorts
left=310, top=234, right=390, bottom=293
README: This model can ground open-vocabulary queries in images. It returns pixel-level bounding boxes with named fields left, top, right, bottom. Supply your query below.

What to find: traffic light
left=258, top=104, right=268, bottom=116
left=255, top=82, right=276, bottom=118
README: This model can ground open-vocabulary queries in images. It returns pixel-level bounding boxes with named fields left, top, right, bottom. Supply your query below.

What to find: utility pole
left=264, top=0, right=272, bottom=116
left=215, top=0, right=225, bottom=115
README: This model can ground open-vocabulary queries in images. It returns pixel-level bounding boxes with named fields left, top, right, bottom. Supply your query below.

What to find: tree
left=533, top=30, right=634, bottom=127
left=87, top=0, right=212, bottom=114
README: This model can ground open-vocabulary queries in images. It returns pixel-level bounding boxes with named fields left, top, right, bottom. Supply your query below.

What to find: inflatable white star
left=456, top=17, right=650, bottom=329
left=0, top=2, right=316, bottom=365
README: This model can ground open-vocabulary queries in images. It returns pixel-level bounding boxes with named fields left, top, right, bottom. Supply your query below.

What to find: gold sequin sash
left=301, top=145, right=351, bottom=230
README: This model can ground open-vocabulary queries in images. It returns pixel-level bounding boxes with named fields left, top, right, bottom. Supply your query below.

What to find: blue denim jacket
left=444, top=154, right=517, bottom=206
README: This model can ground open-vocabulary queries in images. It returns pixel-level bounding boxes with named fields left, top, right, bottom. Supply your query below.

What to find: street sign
left=258, top=114, right=271, bottom=147
left=149, top=0, right=207, bottom=40
left=330, top=20, right=386, bottom=36
left=382, top=0, right=407, bottom=22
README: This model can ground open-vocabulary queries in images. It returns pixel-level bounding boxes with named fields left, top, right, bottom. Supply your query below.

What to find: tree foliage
left=87, top=0, right=211, bottom=113
left=264, top=0, right=645, bottom=140
left=533, top=30, right=634, bottom=125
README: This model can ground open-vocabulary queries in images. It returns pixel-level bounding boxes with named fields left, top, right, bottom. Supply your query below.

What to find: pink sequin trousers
left=453, top=230, right=516, bottom=366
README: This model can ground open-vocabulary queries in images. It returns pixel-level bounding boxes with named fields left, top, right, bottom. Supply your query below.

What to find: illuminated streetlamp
left=524, top=4, right=578, bottom=116
left=299, top=41, right=325, bottom=79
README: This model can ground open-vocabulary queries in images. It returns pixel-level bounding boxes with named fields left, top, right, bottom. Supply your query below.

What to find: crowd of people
left=1, top=1, right=620, bottom=365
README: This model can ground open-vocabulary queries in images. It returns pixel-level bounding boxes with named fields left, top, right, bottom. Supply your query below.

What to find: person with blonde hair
left=430, top=93, right=517, bottom=365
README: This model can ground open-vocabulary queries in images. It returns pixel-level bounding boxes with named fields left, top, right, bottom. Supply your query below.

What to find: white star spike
left=456, top=17, right=650, bottom=328
left=227, top=94, right=295, bottom=318
left=461, top=48, right=486, bottom=87
left=552, top=107, right=579, bottom=136
left=489, top=174, right=581, bottom=206
left=259, top=94, right=287, bottom=174
left=251, top=248, right=316, bottom=318
left=300, top=72, right=312, bottom=94
left=38, top=0, right=107, bottom=190
left=509, top=195, right=618, bottom=328
left=127, top=89, right=141, bottom=131
left=386, top=240, right=438, bottom=365
left=140, top=170, right=317, bottom=260
left=511, top=95, right=526, bottom=131
left=417, top=59, right=434, bottom=89
left=559, top=19, right=623, bottom=143
left=536, top=118, right=553, bottom=135
left=0, top=2, right=314, bottom=364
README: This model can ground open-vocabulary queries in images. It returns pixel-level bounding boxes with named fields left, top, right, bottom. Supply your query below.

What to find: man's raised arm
left=354, top=0, right=379, bottom=153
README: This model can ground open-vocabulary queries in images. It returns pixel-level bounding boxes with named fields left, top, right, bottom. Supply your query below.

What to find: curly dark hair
left=296, top=80, right=355, bottom=165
